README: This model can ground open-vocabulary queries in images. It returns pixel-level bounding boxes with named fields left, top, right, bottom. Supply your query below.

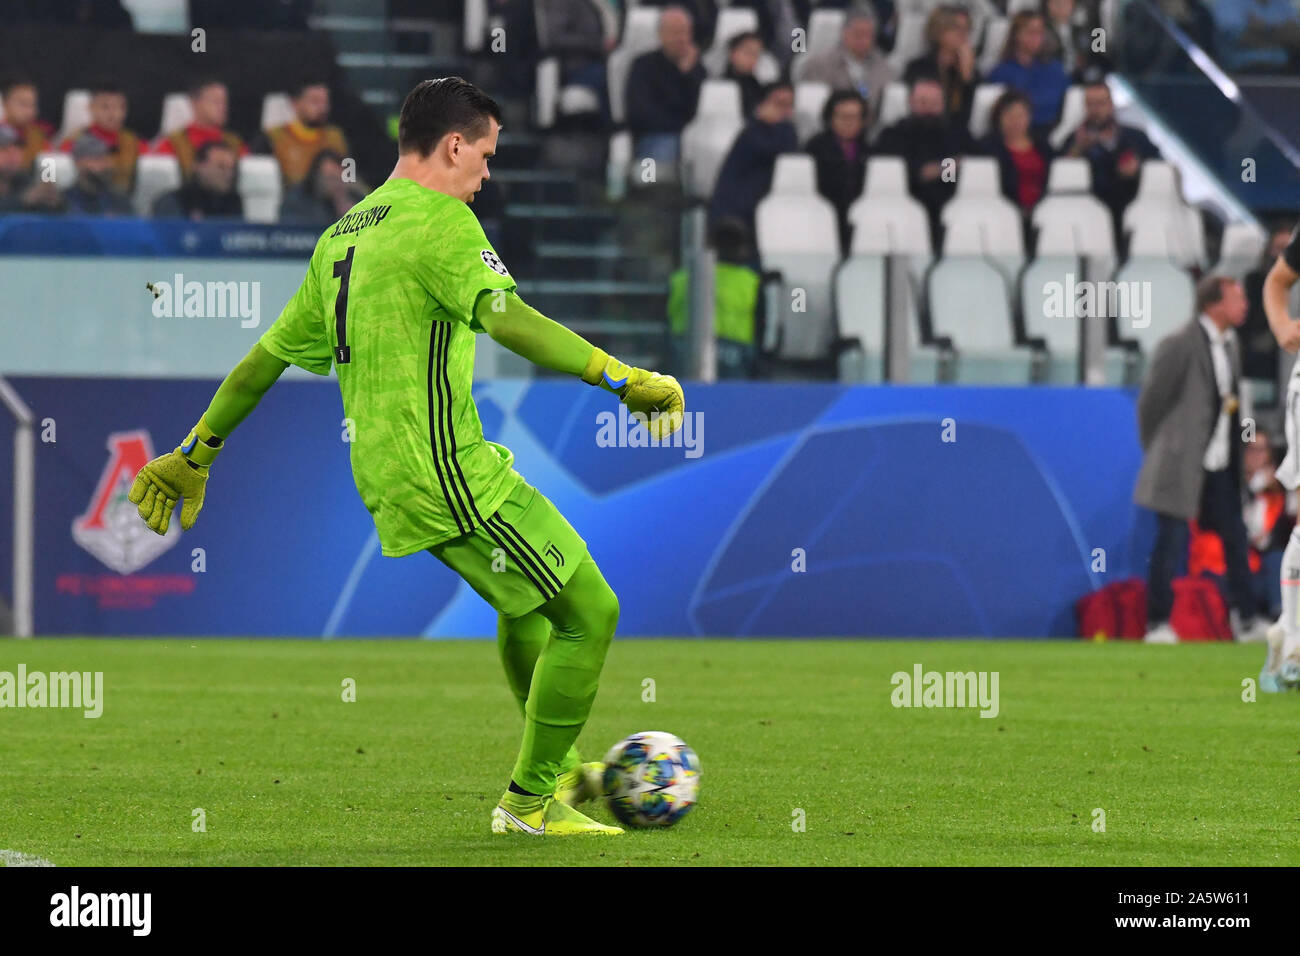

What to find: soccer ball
left=602, top=731, right=700, bottom=828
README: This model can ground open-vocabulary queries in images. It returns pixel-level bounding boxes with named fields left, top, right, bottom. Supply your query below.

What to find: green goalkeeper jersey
left=259, top=177, right=522, bottom=557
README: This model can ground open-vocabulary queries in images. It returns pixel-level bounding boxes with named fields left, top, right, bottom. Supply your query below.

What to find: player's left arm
left=1264, top=252, right=1300, bottom=353
left=475, top=289, right=685, bottom=438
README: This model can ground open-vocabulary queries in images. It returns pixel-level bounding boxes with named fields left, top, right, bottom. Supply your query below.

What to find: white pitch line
left=0, top=849, right=55, bottom=867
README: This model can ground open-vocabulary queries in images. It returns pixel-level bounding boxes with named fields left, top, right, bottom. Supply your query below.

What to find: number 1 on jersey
left=332, top=246, right=355, bottom=364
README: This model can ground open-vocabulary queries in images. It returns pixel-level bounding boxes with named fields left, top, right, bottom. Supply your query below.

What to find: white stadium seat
left=889, top=13, right=929, bottom=72
left=57, top=90, right=91, bottom=143
left=680, top=81, right=744, bottom=198
left=1122, top=161, right=1205, bottom=268
left=928, top=256, right=1033, bottom=382
left=1049, top=86, right=1085, bottom=150
left=237, top=156, right=283, bottom=224
left=954, top=155, right=1000, bottom=198
left=874, top=82, right=908, bottom=135
left=1213, top=222, right=1268, bottom=279
left=835, top=255, right=887, bottom=381
left=260, top=92, right=295, bottom=132
left=121, top=0, right=188, bottom=33
left=848, top=159, right=934, bottom=256
left=979, top=18, right=1010, bottom=75
left=755, top=155, right=840, bottom=361
left=133, top=154, right=182, bottom=216
left=968, top=83, right=1005, bottom=141
left=1112, top=257, right=1195, bottom=353
left=1021, top=255, right=1083, bottom=382
left=794, top=82, right=831, bottom=145
left=157, top=92, right=193, bottom=139
left=1033, top=159, right=1116, bottom=276
left=608, top=7, right=663, bottom=125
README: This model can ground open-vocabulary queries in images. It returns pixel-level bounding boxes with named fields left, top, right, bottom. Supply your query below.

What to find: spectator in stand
left=153, top=78, right=249, bottom=179
left=0, top=122, right=61, bottom=213
left=1240, top=224, right=1295, bottom=381
left=708, top=80, right=798, bottom=236
left=152, top=140, right=243, bottom=220
left=251, top=80, right=349, bottom=188
left=625, top=5, right=708, bottom=166
left=1, top=77, right=53, bottom=169
left=637, top=0, right=718, bottom=48
left=63, top=133, right=133, bottom=216
left=724, top=31, right=766, bottom=116
left=806, top=91, right=870, bottom=253
left=874, top=76, right=974, bottom=237
left=279, top=150, right=366, bottom=225
left=1042, top=0, right=1091, bottom=77
left=986, top=11, right=1070, bottom=133
left=1063, top=81, right=1159, bottom=230
left=799, top=5, right=897, bottom=121
left=903, top=5, right=978, bottom=131
left=1212, top=0, right=1300, bottom=71
left=979, top=89, right=1053, bottom=217
left=58, top=81, right=144, bottom=194
left=535, top=0, right=618, bottom=122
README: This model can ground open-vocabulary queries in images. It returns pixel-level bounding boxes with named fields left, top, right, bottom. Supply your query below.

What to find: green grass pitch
left=0, top=637, right=1294, bottom=866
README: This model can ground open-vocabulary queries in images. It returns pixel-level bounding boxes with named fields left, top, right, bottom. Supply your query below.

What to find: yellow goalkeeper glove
left=582, top=348, right=685, bottom=440
left=127, top=417, right=223, bottom=534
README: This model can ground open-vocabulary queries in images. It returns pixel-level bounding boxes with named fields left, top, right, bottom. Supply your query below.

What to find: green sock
left=498, top=609, right=581, bottom=780
left=509, top=556, right=618, bottom=796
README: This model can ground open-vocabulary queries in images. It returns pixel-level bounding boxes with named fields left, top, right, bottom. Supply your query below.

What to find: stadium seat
left=56, top=90, right=91, bottom=143
left=704, top=7, right=760, bottom=76
left=792, top=8, right=847, bottom=82
left=755, top=155, right=840, bottom=361
left=1020, top=255, right=1084, bottom=382
left=238, top=156, right=282, bottom=224
left=1033, top=158, right=1116, bottom=277
left=942, top=160, right=1025, bottom=277
left=1006, top=0, right=1040, bottom=14
left=888, top=13, right=929, bottom=72
left=978, top=19, right=1010, bottom=75
left=120, top=0, right=188, bottom=33
left=606, top=129, right=633, bottom=200
left=157, top=92, right=193, bottom=139
left=1048, top=86, right=1084, bottom=150
left=793, top=82, right=831, bottom=145
left=848, top=158, right=934, bottom=257
left=928, top=257, right=1035, bottom=382
left=874, top=82, right=909, bottom=136
left=834, top=255, right=887, bottom=381
left=1122, top=161, right=1205, bottom=268
left=968, top=83, right=1005, bottom=140
left=1213, top=221, right=1267, bottom=280
left=133, top=154, right=181, bottom=216
left=608, top=7, right=663, bottom=125
left=260, top=93, right=294, bottom=132
left=680, top=82, right=744, bottom=198
left=34, top=152, right=74, bottom=192
left=1112, top=257, right=1195, bottom=354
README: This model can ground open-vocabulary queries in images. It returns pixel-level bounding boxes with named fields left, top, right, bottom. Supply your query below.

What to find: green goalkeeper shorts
left=427, top=476, right=588, bottom=618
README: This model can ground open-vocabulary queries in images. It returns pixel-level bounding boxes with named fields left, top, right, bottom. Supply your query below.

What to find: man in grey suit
left=798, top=6, right=897, bottom=122
left=1134, top=275, right=1268, bottom=643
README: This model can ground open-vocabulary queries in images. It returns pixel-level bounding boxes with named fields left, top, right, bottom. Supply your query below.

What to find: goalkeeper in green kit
left=128, top=77, right=684, bottom=837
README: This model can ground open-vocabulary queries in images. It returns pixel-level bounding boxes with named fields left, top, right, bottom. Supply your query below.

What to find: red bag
left=1169, top=576, right=1232, bottom=641
left=1076, top=578, right=1148, bottom=640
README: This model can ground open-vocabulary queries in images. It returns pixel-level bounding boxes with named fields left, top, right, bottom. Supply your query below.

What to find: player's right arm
left=131, top=254, right=328, bottom=535
left=1264, top=236, right=1300, bottom=353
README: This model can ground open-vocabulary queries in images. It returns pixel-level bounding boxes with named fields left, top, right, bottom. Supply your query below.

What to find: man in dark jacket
left=1063, top=81, right=1160, bottom=225
left=626, top=5, right=707, bottom=165
left=873, top=76, right=973, bottom=235
left=708, top=80, right=798, bottom=236
left=153, top=140, right=244, bottom=220
left=805, top=90, right=869, bottom=253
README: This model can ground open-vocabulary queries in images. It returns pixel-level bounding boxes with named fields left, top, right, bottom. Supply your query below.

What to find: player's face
left=459, top=118, right=498, bottom=203
left=90, top=92, right=127, bottom=132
